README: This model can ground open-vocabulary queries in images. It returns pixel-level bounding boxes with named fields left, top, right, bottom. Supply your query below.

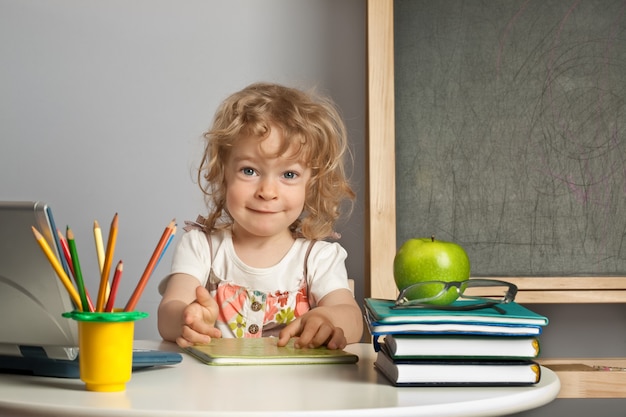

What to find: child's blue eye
left=283, top=171, right=298, bottom=179
left=242, top=167, right=256, bottom=176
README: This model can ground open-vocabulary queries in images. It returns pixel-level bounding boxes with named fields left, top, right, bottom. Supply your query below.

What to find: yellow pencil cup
left=63, top=311, right=148, bottom=392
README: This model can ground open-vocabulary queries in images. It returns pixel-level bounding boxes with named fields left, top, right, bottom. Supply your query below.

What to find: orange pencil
left=96, top=213, right=118, bottom=312
left=124, top=219, right=176, bottom=311
left=104, top=260, right=123, bottom=312
left=31, top=226, right=83, bottom=309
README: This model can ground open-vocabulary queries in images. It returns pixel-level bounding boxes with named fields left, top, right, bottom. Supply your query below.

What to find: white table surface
left=0, top=341, right=560, bottom=417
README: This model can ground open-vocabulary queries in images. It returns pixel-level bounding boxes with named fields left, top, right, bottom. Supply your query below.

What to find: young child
left=158, top=82, right=363, bottom=350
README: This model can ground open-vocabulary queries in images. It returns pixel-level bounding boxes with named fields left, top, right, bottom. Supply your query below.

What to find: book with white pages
left=375, top=343, right=541, bottom=387
left=384, top=334, right=541, bottom=359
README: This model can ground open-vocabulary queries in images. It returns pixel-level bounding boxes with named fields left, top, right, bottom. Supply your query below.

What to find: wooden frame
left=366, top=0, right=397, bottom=301
left=365, top=0, right=626, bottom=398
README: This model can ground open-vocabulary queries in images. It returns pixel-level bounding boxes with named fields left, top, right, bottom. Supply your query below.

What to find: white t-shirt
left=160, top=228, right=351, bottom=337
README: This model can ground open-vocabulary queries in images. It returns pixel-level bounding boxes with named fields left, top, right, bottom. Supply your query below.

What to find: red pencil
left=104, top=260, right=123, bottom=312
left=124, top=220, right=175, bottom=311
left=56, top=229, right=75, bottom=277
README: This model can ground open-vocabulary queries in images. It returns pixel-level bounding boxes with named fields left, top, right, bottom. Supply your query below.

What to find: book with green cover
left=184, top=337, right=359, bottom=366
left=365, top=298, right=549, bottom=326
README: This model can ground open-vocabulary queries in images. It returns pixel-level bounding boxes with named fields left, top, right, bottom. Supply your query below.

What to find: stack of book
left=365, top=298, right=549, bottom=386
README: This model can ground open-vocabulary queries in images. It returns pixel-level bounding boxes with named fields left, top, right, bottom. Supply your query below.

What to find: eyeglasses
left=393, top=279, right=518, bottom=312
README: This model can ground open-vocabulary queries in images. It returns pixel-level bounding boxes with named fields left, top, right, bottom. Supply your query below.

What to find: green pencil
left=66, top=227, right=91, bottom=312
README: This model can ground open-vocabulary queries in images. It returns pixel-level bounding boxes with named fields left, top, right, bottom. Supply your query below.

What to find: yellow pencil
left=31, top=226, right=83, bottom=310
left=93, top=220, right=105, bottom=273
left=96, top=213, right=118, bottom=312
left=93, top=220, right=110, bottom=299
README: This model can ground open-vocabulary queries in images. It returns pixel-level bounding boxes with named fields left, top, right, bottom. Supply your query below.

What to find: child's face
left=224, top=126, right=311, bottom=241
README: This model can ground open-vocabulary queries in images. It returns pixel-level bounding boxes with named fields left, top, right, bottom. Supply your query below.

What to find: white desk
left=0, top=341, right=559, bottom=417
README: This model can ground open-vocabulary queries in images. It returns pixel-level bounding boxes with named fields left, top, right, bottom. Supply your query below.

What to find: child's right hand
left=176, top=286, right=222, bottom=348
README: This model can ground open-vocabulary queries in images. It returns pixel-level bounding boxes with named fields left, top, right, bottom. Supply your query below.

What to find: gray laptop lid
left=0, top=201, right=78, bottom=360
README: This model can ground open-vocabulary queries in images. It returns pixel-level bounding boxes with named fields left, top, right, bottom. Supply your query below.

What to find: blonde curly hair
left=197, top=82, right=355, bottom=240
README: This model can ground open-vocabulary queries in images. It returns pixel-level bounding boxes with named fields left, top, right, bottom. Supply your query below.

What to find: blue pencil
left=155, top=232, right=176, bottom=268
left=45, top=206, right=72, bottom=279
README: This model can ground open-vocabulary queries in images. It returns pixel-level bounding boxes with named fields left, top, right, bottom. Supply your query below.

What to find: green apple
left=393, top=236, right=470, bottom=305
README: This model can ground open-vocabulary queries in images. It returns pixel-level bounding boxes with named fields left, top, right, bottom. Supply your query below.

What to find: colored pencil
left=31, top=226, right=83, bottom=310
left=124, top=219, right=176, bottom=311
left=56, top=229, right=75, bottom=277
left=46, top=206, right=72, bottom=280
left=93, top=220, right=110, bottom=299
left=59, top=228, right=95, bottom=312
left=93, top=220, right=105, bottom=273
left=96, top=213, right=119, bottom=312
left=104, top=260, right=123, bottom=312
left=155, top=232, right=175, bottom=268
left=65, top=227, right=92, bottom=312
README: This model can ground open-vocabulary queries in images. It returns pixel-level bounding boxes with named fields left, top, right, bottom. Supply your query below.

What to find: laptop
left=0, top=201, right=182, bottom=378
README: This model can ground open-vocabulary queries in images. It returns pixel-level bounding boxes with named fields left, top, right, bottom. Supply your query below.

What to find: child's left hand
left=277, top=310, right=347, bottom=350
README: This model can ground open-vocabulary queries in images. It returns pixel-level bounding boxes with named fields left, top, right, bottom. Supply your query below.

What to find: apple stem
left=431, top=235, right=435, bottom=242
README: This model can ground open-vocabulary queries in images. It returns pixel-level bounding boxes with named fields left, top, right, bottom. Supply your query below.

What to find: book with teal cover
left=365, top=298, right=548, bottom=346
left=365, top=298, right=549, bottom=326
left=184, top=337, right=359, bottom=366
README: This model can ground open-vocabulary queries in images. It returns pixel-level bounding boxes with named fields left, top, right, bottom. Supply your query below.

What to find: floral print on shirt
left=207, top=270, right=311, bottom=338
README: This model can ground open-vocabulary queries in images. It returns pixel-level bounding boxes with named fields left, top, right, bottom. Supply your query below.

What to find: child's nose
left=256, top=177, right=278, bottom=200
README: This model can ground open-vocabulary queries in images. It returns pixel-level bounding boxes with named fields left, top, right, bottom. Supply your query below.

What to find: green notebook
left=365, top=298, right=549, bottom=326
left=184, top=338, right=359, bottom=366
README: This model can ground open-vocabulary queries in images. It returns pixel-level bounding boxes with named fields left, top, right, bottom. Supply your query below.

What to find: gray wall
left=0, top=0, right=366, bottom=338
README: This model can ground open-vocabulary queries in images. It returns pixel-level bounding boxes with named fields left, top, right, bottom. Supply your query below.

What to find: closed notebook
left=384, top=334, right=541, bottom=359
left=366, top=309, right=543, bottom=338
left=365, top=298, right=549, bottom=326
left=185, top=337, right=359, bottom=366
left=375, top=344, right=541, bottom=386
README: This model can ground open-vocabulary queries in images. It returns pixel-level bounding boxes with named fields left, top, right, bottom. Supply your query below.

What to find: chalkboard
left=394, top=0, right=626, bottom=276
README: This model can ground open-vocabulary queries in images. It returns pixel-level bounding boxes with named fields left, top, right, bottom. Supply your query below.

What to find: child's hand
left=277, top=311, right=347, bottom=350
left=176, top=286, right=222, bottom=348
